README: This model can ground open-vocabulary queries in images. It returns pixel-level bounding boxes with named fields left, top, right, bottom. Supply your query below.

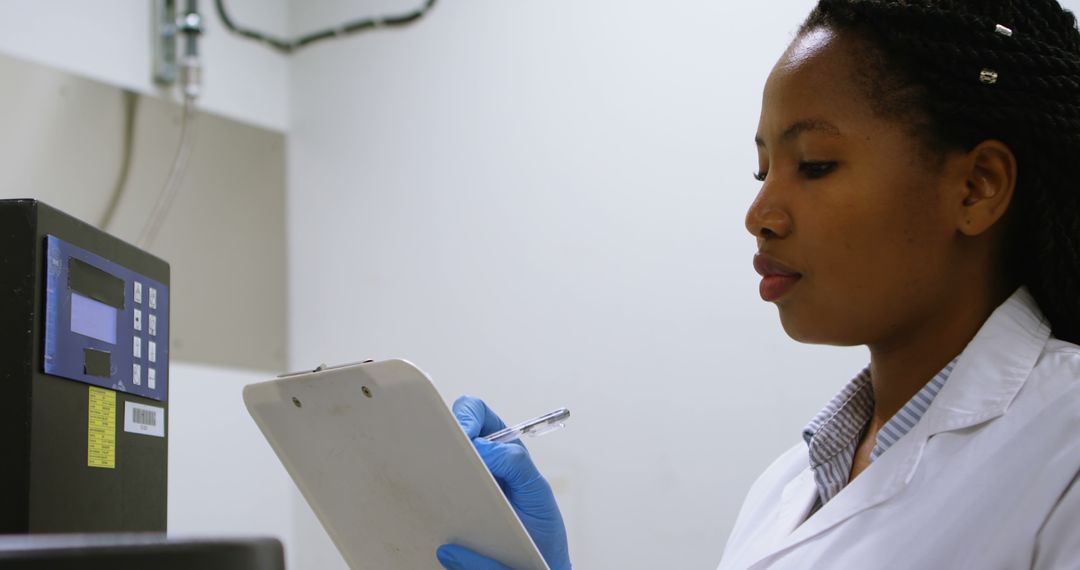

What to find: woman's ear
left=957, top=140, right=1017, bottom=236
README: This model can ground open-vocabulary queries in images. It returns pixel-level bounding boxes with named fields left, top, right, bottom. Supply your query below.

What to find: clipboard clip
left=277, top=359, right=376, bottom=379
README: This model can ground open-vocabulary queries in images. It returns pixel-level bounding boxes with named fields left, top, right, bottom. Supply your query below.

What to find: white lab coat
left=718, top=288, right=1080, bottom=570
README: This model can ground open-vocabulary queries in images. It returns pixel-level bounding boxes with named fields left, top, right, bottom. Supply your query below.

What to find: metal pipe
left=177, top=0, right=203, bottom=100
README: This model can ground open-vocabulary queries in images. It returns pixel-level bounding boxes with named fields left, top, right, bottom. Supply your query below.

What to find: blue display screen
left=70, top=292, right=118, bottom=344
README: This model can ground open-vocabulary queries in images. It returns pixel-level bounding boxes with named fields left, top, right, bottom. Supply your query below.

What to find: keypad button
left=134, top=309, right=143, bottom=331
left=148, top=368, right=156, bottom=390
left=133, top=363, right=142, bottom=386
left=134, top=282, right=143, bottom=304
left=149, top=287, right=158, bottom=309
left=133, top=337, right=142, bottom=359
left=149, top=314, right=157, bottom=337
left=148, top=341, right=157, bottom=363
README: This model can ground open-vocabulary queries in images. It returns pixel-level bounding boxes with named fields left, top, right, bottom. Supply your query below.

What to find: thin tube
left=137, top=95, right=197, bottom=248
left=99, top=90, right=140, bottom=231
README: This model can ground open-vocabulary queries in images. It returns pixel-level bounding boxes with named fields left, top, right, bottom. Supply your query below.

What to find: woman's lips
left=753, top=253, right=802, bottom=302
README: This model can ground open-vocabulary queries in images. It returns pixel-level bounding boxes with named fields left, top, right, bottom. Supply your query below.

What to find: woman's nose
left=745, top=191, right=792, bottom=240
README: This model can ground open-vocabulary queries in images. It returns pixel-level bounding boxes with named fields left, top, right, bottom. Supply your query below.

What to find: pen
left=482, top=407, right=571, bottom=444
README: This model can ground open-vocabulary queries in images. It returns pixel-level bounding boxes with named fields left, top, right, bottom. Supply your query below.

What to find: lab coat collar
left=921, top=286, right=1050, bottom=436
left=744, top=287, right=1051, bottom=570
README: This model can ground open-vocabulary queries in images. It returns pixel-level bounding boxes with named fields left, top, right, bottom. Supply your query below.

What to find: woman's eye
left=799, top=161, right=838, bottom=179
left=753, top=170, right=768, bottom=182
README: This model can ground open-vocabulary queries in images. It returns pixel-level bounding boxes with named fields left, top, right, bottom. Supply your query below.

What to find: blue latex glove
left=436, top=544, right=512, bottom=569
left=437, top=396, right=571, bottom=570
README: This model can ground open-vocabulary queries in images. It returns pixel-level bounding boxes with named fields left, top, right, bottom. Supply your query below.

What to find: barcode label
left=124, top=402, right=165, bottom=437
left=133, top=407, right=157, bottom=426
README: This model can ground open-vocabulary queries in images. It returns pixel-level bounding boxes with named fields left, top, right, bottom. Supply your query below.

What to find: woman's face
left=748, top=27, right=969, bottom=347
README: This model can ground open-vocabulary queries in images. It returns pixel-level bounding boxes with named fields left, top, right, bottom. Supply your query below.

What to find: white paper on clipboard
left=243, top=359, right=550, bottom=570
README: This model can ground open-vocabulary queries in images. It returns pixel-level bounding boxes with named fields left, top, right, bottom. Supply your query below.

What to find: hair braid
left=803, top=0, right=1080, bottom=343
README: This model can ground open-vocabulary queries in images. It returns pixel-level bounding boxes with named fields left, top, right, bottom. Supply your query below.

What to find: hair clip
left=995, top=24, right=1013, bottom=37
left=979, top=68, right=999, bottom=85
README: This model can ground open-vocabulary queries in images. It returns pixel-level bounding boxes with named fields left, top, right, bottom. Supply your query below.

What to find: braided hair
left=800, top=0, right=1080, bottom=343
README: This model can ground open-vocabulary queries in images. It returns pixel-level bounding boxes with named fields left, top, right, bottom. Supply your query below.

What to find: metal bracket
left=153, top=0, right=178, bottom=85
left=154, top=1, right=204, bottom=88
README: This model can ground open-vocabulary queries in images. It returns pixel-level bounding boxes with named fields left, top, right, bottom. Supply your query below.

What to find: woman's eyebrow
left=755, top=119, right=842, bottom=147
left=782, top=119, right=842, bottom=141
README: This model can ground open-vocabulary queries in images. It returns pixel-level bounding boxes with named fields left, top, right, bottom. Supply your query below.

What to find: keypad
left=131, top=281, right=163, bottom=394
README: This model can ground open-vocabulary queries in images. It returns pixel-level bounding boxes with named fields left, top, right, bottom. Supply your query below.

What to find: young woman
left=437, top=1, right=1080, bottom=568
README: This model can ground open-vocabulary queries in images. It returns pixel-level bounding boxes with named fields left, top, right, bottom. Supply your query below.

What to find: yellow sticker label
left=87, top=386, right=116, bottom=469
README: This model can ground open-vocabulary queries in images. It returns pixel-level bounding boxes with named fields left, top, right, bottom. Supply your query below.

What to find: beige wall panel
left=0, top=52, right=287, bottom=372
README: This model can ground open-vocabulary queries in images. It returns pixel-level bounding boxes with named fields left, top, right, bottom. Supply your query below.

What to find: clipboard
left=243, top=359, right=550, bottom=570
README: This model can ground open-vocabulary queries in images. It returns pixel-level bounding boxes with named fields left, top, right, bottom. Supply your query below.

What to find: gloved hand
left=436, top=544, right=513, bottom=569
left=437, top=396, right=571, bottom=570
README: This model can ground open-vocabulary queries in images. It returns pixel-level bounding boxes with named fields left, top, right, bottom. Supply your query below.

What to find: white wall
left=0, top=0, right=290, bottom=131
left=168, top=362, right=298, bottom=568
left=286, top=1, right=866, bottom=568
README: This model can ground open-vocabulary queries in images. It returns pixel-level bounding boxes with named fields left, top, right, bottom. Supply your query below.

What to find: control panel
left=43, top=235, right=170, bottom=401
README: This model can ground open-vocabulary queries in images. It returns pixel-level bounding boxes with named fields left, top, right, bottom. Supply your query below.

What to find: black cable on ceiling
left=214, top=0, right=438, bottom=54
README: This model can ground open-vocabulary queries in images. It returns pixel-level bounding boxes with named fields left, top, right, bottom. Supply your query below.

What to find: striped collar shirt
left=802, top=358, right=959, bottom=507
